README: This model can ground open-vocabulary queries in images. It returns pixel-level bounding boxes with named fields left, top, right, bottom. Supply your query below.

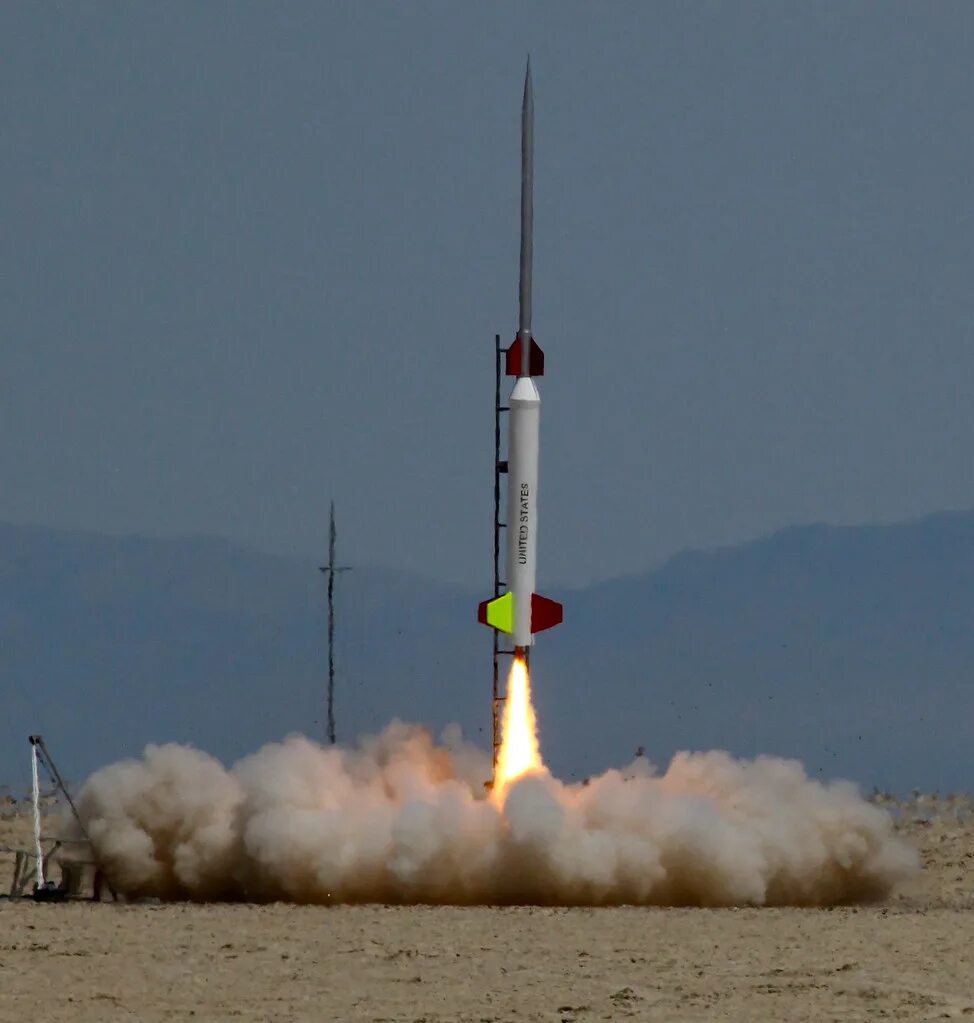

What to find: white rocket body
left=507, top=377, right=541, bottom=647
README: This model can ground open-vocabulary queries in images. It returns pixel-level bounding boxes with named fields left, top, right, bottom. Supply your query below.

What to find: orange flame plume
left=494, top=655, right=544, bottom=795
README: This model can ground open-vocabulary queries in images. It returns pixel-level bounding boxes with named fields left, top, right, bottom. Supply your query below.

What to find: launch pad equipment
left=3, top=736, right=115, bottom=901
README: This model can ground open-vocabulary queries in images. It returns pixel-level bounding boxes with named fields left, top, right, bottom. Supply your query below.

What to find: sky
left=2, top=2, right=974, bottom=588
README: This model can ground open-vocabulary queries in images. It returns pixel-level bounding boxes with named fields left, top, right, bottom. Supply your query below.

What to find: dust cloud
left=74, top=722, right=916, bottom=906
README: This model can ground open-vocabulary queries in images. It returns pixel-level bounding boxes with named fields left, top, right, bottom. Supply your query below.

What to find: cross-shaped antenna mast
left=318, top=501, right=351, bottom=744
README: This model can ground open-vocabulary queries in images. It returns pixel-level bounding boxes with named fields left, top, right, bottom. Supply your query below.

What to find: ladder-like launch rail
left=492, top=334, right=522, bottom=772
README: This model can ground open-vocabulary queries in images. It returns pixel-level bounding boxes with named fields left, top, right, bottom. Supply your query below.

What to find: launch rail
left=491, top=334, right=523, bottom=773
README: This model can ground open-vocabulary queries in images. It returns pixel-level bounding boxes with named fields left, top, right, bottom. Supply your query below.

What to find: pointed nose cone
left=522, top=58, right=533, bottom=165
left=518, top=57, right=534, bottom=351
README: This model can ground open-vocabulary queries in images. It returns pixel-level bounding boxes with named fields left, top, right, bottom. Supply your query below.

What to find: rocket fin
left=505, top=336, right=544, bottom=376
left=478, top=592, right=515, bottom=633
left=530, top=593, right=563, bottom=633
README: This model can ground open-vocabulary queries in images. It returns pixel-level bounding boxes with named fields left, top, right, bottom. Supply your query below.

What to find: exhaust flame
left=494, top=655, right=544, bottom=793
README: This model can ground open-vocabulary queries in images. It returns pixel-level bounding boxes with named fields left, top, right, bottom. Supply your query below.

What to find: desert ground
left=1, top=793, right=971, bottom=1022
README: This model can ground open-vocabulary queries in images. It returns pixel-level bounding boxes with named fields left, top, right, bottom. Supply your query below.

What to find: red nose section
left=530, top=593, right=562, bottom=633
left=506, top=336, right=544, bottom=376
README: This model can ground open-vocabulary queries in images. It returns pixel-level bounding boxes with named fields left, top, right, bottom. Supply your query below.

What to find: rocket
left=478, top=60, right=563, bottom=656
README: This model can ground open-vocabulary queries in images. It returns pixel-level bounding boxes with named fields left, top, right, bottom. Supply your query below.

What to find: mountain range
left=2, top=511, right=972, bottom=793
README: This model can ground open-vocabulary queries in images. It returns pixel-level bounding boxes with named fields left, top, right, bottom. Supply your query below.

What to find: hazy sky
left=3, top=3, right=974, bottom=587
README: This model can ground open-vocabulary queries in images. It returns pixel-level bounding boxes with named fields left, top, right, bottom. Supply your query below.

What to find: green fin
left=485, top=592, right=514, bottom=633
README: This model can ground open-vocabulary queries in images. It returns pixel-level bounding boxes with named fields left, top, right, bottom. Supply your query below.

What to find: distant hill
left=0, top=523, right=480, bottom=789
left=2, top=513, right=973, bottom=793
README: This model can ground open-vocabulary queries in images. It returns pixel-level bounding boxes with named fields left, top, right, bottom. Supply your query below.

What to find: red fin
left=530, top=593, right=563, bottom=633
left=506, top=336, right=544, bottom=376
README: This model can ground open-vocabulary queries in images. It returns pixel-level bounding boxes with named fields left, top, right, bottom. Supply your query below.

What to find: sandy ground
left=1, top=794, right=972, bottom=1022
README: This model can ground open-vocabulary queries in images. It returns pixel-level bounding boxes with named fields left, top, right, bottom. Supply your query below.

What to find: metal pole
left=327, top=503, right=337, bottom=745
left=30, top=740, right=44, bottom=888
left=319, top=503, right=351, bottom=746
left=493, top=335, right=501, bottom=773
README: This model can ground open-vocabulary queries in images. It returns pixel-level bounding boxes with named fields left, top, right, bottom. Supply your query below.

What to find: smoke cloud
left=75, top=722, right=916, bottom=906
